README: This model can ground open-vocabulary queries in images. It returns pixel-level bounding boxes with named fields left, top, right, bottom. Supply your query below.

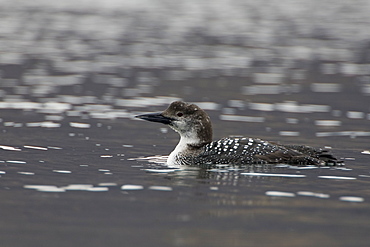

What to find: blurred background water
left=1, top=0, right=370, bottom=246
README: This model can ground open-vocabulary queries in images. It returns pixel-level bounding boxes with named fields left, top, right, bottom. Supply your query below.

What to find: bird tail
left=281, top=144, right=344, bottom=166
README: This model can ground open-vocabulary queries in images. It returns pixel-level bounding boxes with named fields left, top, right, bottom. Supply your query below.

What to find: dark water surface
left=1, top=1, right=370, bottom=246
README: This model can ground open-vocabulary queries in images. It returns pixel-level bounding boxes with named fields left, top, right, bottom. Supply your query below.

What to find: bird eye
left=177, top=112, right=183, bottom=117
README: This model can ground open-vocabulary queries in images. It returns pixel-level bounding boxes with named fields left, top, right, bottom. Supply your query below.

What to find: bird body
left=136, top=101, right=342, bottom=166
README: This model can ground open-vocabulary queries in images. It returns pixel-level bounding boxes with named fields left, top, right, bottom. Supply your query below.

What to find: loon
left=136, top=101, right=342, bottom=167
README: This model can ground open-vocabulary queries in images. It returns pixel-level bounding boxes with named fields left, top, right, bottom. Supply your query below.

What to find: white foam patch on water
left=98, top=183, right=117, bottom=186
left=18, top=172, right=35, bottom=175
left=47, top=146, right=63, bottom=150
left=129, top=155, right=169, bottom=165
left=0, top=145, right=21, bottom=151
left=241, top=172, right=306, bottom=178
left=265, top=191, right=295, bottom=197
left=335, top=167, right=353, bottom=171
left=275, top=102, right=330, bottom=113
left=98, top=169, right=110, bottom=172
left=24, top=185, right=66, bottom=193
left=38, top=102, right=72, bottom=114
left=89, top=111, right=130, bottom=119
left=359, top=175, right=370, bottom=178
left=6, top=160, right=26, bottom=164
left=86, top=187, right=109, bottom=192
left=148, top=186, right=173, bottom=191
left=297, top=191, right=330, bottom=198
left=122, top=145, right=133, bottom=148
left=69, top=122, right=91, bottom=128
left=3, top=122, right=23, bottom=127
left=311, top=83, right=342, bottom=93
left=279, top=131, right=300, bottom=136
left=24, top=145, right=48, bottom=150
left=45, top=115, right=63, bottom=121
left=52, top=170, right=72, bottom=174
left=13, top=99, right=39, bottom=108
left=347, top=111, right=365, bottom=119
left=36, top=187, right=66, bottom=192
left=3, top=122, right=16, bottom=127
left=343, top=157, right=355, bottom=160
left=62, top=184, right=93, bottom=190
left=316, top=131, right=370, bottom=138
left=116, top=96, right=180, bottom=108
left=121, top=184, right=144, bottom=190
left=339, top=196, right=364, bottom=202
left=26, top=122, right=61, bottom=128
left=24, top=184, right=110, bottom=192
left=130, top=156, right=164, bottom=160
left=315, top=120, right=342, bottom=127
left=318, top=176, right=356, bottom=180
left=220, top=114, right=265, bottom=123
left=249, top=102, right=274, bottom=111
